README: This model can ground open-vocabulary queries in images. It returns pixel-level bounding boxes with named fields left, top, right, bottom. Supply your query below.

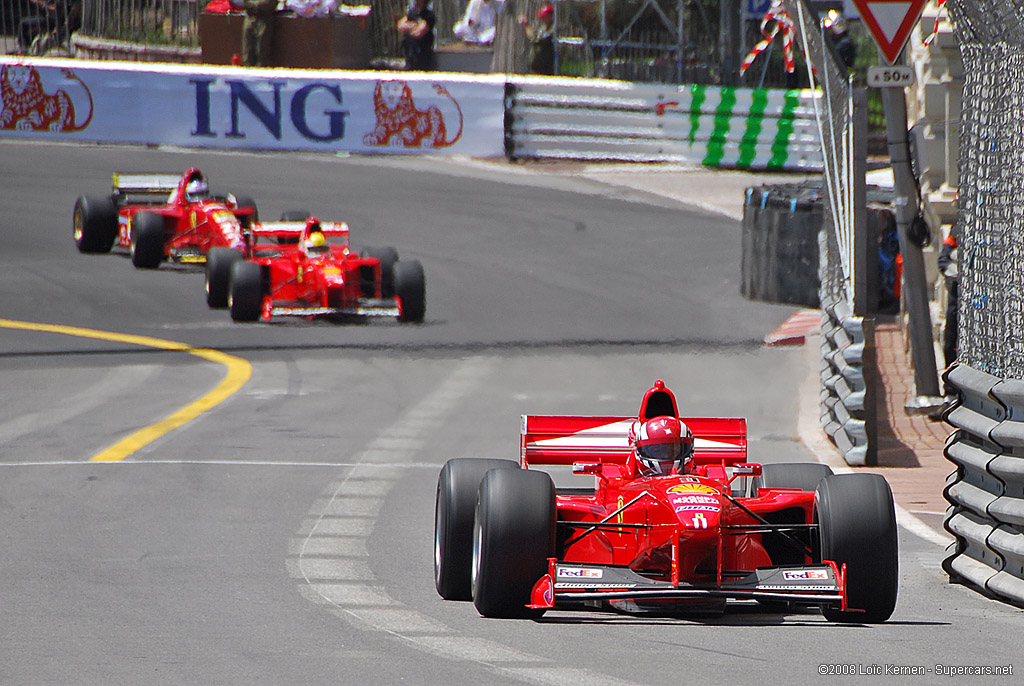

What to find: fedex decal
left=191, top=78, right=349, bottom=142
left=557, top=567, right=603, bottom=579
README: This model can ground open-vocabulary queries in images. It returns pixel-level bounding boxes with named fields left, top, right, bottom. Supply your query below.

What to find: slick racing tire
left=751, top=462, right=834, bottom=495
left=206, top=247, right=244, bottom=308
left=362, top=246, right=398, bottom=297
left=472, top=468, right=556, bottom=619
left=73, top=194, right=118, bottom=254
left=130, top=212, right=166, bottom=269
left=229, top=261, right=265, bottom=322
left=434, top=458, right=519, bottom=601
left=815, top=474, right=898, bottom=623
left=278, top=211, right=310, bottom=244
left=394, top=259, right=426, bottom=324
left=232, top=195, right=259, bottom=228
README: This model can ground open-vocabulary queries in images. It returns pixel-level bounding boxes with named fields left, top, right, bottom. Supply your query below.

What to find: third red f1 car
left=73, top=168, right=257, bottom=269
left=434, top=380, right=898, bottom=622
left=218, top=216, right=426, bottom=324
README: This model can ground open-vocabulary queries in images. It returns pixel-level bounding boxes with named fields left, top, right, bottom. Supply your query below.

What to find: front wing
left=528, top=560, right=848, bottom=611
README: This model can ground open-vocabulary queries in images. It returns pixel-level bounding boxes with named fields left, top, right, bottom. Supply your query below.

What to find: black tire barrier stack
left=741, top=183, right=823, bottom=308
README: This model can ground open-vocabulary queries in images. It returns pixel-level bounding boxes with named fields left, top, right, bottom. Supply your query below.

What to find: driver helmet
left=635, top=416, right=694, bottom=476
left=185, top=178, right=210, bottom=201
left=304, top=218, right=329, bottom=254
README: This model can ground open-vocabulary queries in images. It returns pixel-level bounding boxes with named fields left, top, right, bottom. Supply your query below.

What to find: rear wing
left=250, top=221, right=351, bottom=247
left=520, top=415, right=747, bottom=468
left=112, top=173, right=182, bottom=195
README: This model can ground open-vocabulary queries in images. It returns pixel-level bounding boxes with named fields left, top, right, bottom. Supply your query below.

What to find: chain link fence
left=947, top=0, right=1024, bottom=379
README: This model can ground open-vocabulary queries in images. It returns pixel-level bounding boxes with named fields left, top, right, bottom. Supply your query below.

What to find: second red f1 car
left=216, top=216, right=426, bottom=324
left=434, top=380, right=898, bottom=622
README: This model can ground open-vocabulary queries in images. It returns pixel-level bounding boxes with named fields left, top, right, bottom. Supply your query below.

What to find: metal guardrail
left=505, top=78, right=823, bottom=170
left=819, top=295, right=872, bottom=466
left=943, top=362, right=1024, bottom=606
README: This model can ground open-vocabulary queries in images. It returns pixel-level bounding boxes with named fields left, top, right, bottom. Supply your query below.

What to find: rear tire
left=434, top=458, right=519, bottom=601
left=363, top=246, right=398, bottom=297
left=73, top=195, right=118, bottom=254
left=130, top=212, right=165, bottom=269
left=229, top=261, right=264, bottom=322
left=206, top=247, right=244, bottom=308
left=751, top=462, right=834, bottom=494
left=816, top=474, right=898, bottom=623
left=394, top=259, right=426, bottom=323
left=472, top=468, right=556, bottom=618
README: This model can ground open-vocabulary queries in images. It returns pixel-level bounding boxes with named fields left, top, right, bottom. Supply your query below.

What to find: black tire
left=394, top=259, right=426, bottom=323
left=130, top=212, right=166, bottom=269
left=205, top=247, right=244, bottom=308
left=73, top=195, right=118, bottom=253
left=229, top=261, right=265, bottom=322
left=815, top=474, right=898, bottom=623
left=232, top=195, right=259, bottom=227
left=363, top=246, right=399, bottom=297
left=751, top=462, right=834, bottom=495
left=472, top=468, right=556, bottom=618
left=434, top=458, right=519, bottom=601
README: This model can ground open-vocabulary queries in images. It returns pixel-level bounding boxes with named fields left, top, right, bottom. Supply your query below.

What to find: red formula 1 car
left=72, top=168, right=257, bottom=269
left=220, top=216, right=426, bottom=324
left=434, top=380, right=898, bottom=622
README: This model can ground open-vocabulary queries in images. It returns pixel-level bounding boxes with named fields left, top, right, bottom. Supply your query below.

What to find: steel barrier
left=943, top=363, right=1024, bottom=605
left=505, top=77, right=823, bottom=171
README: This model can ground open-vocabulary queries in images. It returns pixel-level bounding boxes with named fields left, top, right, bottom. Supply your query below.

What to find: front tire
left=229, top=261, right=264, bottom=322
left=206, top=247, right=244, bottom=308
left=395, top=259, right=426, bottom=323
left=130, top=212, right=165, bottom=269
left=816, top=474, right=898, bottom=623
left=73, top=195, right=118, bottom=253
left=472, top=468, right=556, bottom=618
left=434, top=458, right=519, bottom=601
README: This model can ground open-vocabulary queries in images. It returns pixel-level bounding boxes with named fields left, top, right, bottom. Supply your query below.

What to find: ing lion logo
left=362, top=80, right=463, bottom=149
left=0, top=64, right=93, bottom=133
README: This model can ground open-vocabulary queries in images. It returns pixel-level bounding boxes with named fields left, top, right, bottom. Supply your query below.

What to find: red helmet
left=635, top=417, right=694, bottom=475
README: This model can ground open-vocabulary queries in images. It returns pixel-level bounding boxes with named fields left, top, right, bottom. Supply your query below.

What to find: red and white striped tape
left=740, top=0, right=796, bottom=76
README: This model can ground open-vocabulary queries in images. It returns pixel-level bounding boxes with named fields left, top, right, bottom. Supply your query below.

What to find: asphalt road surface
left=0, top=141, right=1019, bottom=685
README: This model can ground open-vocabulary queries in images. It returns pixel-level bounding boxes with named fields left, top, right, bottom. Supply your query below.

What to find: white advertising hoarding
left=0, top=57, right=505, bottom=156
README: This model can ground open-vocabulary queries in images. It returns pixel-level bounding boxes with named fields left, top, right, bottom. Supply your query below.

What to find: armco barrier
left=943, top=363, right=1024, bottom=606
left=505, top=77, right=824, bottom=171
left=819, top=295, right=871, bottom=466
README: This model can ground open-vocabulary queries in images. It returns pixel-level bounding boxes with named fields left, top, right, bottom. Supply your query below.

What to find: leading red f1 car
left=72, top=168, right=257, bottom=269
left=434, top=380, right=898, bottom=622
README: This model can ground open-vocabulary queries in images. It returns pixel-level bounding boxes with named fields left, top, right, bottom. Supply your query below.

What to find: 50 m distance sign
left=867, top=65, right=915, bottom=88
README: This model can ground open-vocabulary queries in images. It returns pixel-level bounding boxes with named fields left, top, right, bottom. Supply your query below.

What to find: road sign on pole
left=850, top=0, right=929, bottom=64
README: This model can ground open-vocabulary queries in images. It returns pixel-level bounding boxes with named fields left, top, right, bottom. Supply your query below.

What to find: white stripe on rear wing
left=112, top=173, right=182, bottom=194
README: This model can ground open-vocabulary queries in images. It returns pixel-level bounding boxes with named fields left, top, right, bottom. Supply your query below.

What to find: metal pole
left=881, top=85, right=942, bottom=401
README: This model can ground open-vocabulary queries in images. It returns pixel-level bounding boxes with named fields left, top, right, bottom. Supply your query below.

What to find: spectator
left=824, top=9, right=855, bottom=69
left=241, top=0, right=277, bottom=67
left=938, top=222, right=959, bottom=371
left=397, top=0, right=436, bottom=70
left=519, top=2, right=554, bottom=75
left=18, top=0, right=79, bottom=54
left=453, top=0, right=499, bottom=45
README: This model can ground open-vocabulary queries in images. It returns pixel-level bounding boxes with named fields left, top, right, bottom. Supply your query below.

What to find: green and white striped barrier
left=506, top=77, right=823, bottom=171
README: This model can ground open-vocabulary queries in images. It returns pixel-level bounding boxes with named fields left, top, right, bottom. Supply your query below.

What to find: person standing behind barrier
left=453, top=0, right=499, bottom=44
left=519, top=2, right=554, bottom=75
left=938, top=222, right=960, bottom=372
left=397, top=0, right=436, bottom=71
left=241, top=0, right=277, bottom=67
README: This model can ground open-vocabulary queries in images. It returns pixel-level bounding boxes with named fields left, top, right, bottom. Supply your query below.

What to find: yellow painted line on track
left=0, top=318, right=252, bottom=462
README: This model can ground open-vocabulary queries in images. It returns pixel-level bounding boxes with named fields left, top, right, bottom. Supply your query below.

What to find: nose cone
left=665, top=482, right=722, bottom=529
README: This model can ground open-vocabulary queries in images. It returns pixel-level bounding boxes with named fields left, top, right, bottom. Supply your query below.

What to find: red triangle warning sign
left=850, top=0, right=929, bottom=63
